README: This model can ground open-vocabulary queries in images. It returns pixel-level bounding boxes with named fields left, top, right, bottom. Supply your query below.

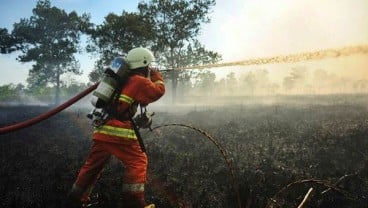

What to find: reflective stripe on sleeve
left=119, top=94, right=134, bottom=104
left=154, top=80, right=164, bottom=85
left=122, top=183, right=145, bottom=193
left=94, top=125, right=137, bottom=140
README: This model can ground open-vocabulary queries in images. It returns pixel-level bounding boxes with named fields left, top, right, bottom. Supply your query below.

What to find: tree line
left=177, top=67, right=368, bottom=101
left=1, top=66, right=367, bottom=105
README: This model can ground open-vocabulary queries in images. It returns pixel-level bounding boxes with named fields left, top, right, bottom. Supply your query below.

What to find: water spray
left=178, top=44, right=368, bottom=70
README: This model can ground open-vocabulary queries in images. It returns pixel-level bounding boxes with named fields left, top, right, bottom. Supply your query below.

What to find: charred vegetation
left=0, top=95, right=367, bottom=207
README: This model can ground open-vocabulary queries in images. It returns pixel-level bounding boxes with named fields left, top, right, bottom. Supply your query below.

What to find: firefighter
left=69, top=47, right=165, bottom=208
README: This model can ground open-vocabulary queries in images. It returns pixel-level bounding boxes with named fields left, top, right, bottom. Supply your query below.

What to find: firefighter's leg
left=104, top=141, right=148, bottom=208
left=69, top=141, right=111, bottom=204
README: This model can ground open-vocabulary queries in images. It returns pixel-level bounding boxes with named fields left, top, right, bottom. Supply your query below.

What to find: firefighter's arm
left=136, top=71, right=165, bottom=105
left=115, top=91, right=134, bottom=114
left=149, top=68, right=165, bottom=85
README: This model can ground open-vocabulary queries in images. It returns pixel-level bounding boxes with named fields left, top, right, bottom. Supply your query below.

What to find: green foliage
left=11, top=0, right=91, bottom=103
left=24, top=84, right=55, bottom=102
left=60, top=81, right=88, bottom=97
left=23, top=81, right=87, bottom=103
left=0, top=28, right=19, bottom=54
left=0, top=84, right=23, bottom=102
left=0, top=78, right=87, bottom=104
left=86, top=12, right=153, bottom=81
left=138, top=0, right=215, bottom=52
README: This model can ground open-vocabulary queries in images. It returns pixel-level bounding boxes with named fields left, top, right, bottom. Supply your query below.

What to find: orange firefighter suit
left=70, top=69, right=165, bottom=207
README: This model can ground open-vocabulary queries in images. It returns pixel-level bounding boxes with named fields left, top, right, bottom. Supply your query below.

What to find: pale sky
left=0, top=0, right=367, bottom=85
left=198, top=0, right=368, bottom=82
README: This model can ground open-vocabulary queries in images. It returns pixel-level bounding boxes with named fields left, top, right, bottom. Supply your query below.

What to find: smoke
left=159, top=52, right=368, bottom=110
left=200, top=0, right=368, bottom=61
left=174, top=44, right=368, bottom=98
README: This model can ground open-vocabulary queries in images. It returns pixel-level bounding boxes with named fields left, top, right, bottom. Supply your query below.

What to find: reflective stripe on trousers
left=94, top=125, right=137, bottom=140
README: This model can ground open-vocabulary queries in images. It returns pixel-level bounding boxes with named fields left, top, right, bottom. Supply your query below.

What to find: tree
left=354, top=79, right=368, bottom=93
left=226, top=72, right=237, bottom=94
left=0, top=28, right=19, bottom=54
left=0, top=84, right=21, bottom=102
left=194, top=70, right=216, bottom=95
left=138, top=0, right=221, bottom=102
left=240, top=70, right=277, bottom=95
left=283, top=67, right=307, bottom=94
left=11, top=0, right=91, bottom=104
left=242, top=72, right=257, bottom=95
left=86, top=12, right=153, bottom=82
left=283, top=76, right=294, bottom=93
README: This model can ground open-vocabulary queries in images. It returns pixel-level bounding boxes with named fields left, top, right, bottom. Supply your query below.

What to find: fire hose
left=0, top=83, right=98, bottom=134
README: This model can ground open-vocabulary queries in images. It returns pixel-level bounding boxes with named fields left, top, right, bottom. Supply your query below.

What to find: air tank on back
left=91, top=57, right=131, bottom=108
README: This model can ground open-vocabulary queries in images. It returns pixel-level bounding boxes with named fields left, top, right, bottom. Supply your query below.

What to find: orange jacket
left=93, top=70, right=165, bottom=144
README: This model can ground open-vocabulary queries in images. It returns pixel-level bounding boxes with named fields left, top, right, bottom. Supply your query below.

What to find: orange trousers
left=74, top=140, right=147, bottom=207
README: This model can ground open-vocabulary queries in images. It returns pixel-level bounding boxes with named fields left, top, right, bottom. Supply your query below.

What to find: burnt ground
left=1, top=95, right=368, bottom=208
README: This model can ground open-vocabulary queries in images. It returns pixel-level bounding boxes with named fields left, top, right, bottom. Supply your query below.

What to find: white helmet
left=126, top=47, right=155, bottom=69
